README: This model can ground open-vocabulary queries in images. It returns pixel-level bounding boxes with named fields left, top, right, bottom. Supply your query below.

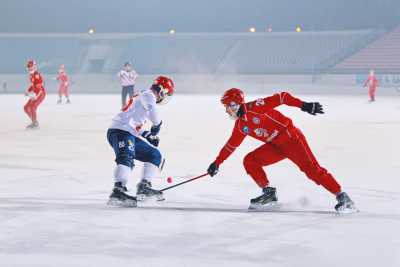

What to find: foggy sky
left=1, top=0, right=400, bottom=33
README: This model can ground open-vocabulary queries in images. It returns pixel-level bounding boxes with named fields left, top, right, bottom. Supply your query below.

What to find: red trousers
left=58, top=85, right=69, bottom=97
left=243, top=128, right=341, bottom=195
left=368, top=86, right=376, bottom=101
left=24, top=93, right=46, bottom=122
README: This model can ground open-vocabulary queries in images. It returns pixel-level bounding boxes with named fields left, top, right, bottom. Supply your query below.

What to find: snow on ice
left=0, top=93, right=399, bottom=267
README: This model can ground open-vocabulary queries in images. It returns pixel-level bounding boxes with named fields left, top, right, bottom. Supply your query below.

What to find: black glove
left=301, top=102, right=324, bottom=115
left=207, top=162, right=219, bottom=177
left=142, top=131, right=160, bottom=147
left=150, top=121, right=162, bottom=135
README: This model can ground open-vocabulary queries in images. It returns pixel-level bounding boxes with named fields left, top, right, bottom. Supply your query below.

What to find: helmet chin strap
left=226, top=104, right=247, bottom=120
left=228, top=112, right=238, bottom=120
left=226, top=103, right=240, bottom=119
left=152, top=86, right=171, bottom=105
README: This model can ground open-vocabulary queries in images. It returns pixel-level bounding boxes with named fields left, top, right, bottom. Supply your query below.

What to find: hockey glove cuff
left=207, top=162, right=219, bottom=177
left=150, top=121, right=162, bottom=135
left=301, top=102, right=324, bottom=115
left=142, top=131, right=160, bottom=147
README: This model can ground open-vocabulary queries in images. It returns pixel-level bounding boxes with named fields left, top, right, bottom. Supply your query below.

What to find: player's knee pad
left=24, top=105, right=30, bottom=113
left=243, top=154, right=269, bottom=187
left=115, top=152, right=135, bottom=169
left=243, top=153, right=257, bottom=171
left=32, top=100, right=41, bottom=108
left=148, top=149, right=162, bottom=167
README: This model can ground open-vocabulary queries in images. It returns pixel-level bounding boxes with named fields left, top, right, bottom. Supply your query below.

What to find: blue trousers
left=121, top=85, right=134, bottom=107
left=107, top=128, right=162, bottom=169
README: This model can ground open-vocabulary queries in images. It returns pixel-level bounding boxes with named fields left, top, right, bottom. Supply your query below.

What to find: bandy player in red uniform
left=206, top=88, right=357, bottom=213
left=24, top=60, right=46, bottom=129
left=364, top=69, right=379, bottom=102
left=56, top=64, right=70, bottom=104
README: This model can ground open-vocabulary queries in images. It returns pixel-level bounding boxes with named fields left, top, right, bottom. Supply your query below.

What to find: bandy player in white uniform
left=107, top=76, right=174, bottom=207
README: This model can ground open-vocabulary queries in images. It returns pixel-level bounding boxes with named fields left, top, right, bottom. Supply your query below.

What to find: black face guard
left=152, top=84, right=172, bottom=105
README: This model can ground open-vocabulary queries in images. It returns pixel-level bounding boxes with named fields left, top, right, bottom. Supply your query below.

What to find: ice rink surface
left=1, top=93, right=399, bottom=267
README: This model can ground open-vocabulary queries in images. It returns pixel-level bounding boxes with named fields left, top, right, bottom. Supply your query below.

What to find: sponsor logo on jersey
left=266, top=130, right=279, bottom=142
left=254, top=128, right=268, bottom=138
left=118, top=141, right=125, bottom=148
left=252, top=117, right=260, bottom=124
left=242, top=126, right=250, bottom=134
left=127, top=140, right=134, bottom=151
left=255, top=98, right=265, bottom=106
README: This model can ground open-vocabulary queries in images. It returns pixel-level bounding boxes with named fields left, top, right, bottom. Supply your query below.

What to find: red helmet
left=26, top=59, right=36, bottom=69
left=221, top=88, right=245, bottom=106
left=220, top=88, right=246, bottom=120
left=152, top=76, right=175, bottom=104
left=26, top=59, right=37, bottom=73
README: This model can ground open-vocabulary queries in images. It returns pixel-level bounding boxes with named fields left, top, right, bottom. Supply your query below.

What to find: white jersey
left=118, top=69, right=138, bottom=87
left=109, top=89, right=161, bottom=136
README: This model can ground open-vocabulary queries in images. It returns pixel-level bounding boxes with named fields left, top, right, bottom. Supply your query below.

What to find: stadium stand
left=0, top=30, right=380, bottom=74
left=333, top=26, right=400, bottom=73
left=0, top=35, right=83, bottom=73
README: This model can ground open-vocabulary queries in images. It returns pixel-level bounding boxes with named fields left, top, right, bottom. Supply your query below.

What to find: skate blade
left=156, top=194, right=166, bottom=201
left=136, top=194, right=145, bottom=202
left=335, top=201, right=359, bottom=214
left=26, top=126, right=40, bottom=130
left=248, top=201, right=279, bottom=211
left=137, top=193, right=165, bottom=202
left=336, top=206, right=359, bottom=214
left=107, top=198, right=137, bottom=207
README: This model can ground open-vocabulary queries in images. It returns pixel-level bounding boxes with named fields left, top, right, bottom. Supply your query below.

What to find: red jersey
left=28, top=71, right=45, bottom=96
left=364, top=75, right=378, bottom=88
left=57, top=71, right=69, bottom=85
left=215, top=92, right=303, bottom=165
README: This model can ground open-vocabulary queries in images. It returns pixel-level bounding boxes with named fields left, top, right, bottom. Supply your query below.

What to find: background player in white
left=117, top=62, right=138, bottom=108
left=107, top=76, right=174, bottom=206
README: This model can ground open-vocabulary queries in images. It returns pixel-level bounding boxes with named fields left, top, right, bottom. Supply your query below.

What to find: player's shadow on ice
left=138, top=205, right=337, bottom=215
left=0, top=197, right=337, bottom=215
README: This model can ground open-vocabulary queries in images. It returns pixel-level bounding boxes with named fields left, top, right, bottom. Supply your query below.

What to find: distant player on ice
left=364, top=69, right=379, bottom=102
left=23, top=60, right=46, bottom=129
left=206, top=88, right=357, bottom=213
left=118, top=62, right=138, bottom=108
left=56, top=64, right=71, bottom=104
left=107, top=76, right=174, bottom=207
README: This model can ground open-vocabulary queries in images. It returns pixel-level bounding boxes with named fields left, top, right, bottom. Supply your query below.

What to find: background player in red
left=56, top=64, right=70, bottom=104
left=24, top=60, right=46, bottom=129
left=364, top=69, right=379, bottom=102
left=206, top=88, right=357, bottom=213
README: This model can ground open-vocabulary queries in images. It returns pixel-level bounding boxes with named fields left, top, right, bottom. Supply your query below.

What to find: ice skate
left=25, top=122, right=34, bottom=129
left=136, top=179, right=165, bottom=201
left=335, top=192, right=358, bottom=214
left=57, top=99, right=62, bottom=104
left=248, top=187, right=278, bottom=210
left=66, top=99, right=71, bottom=104
left=26, top=121, right=39, bottom=130
left=107, top=182, right=137, bottom=207
left=31, top=121, right=39, bottom=129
